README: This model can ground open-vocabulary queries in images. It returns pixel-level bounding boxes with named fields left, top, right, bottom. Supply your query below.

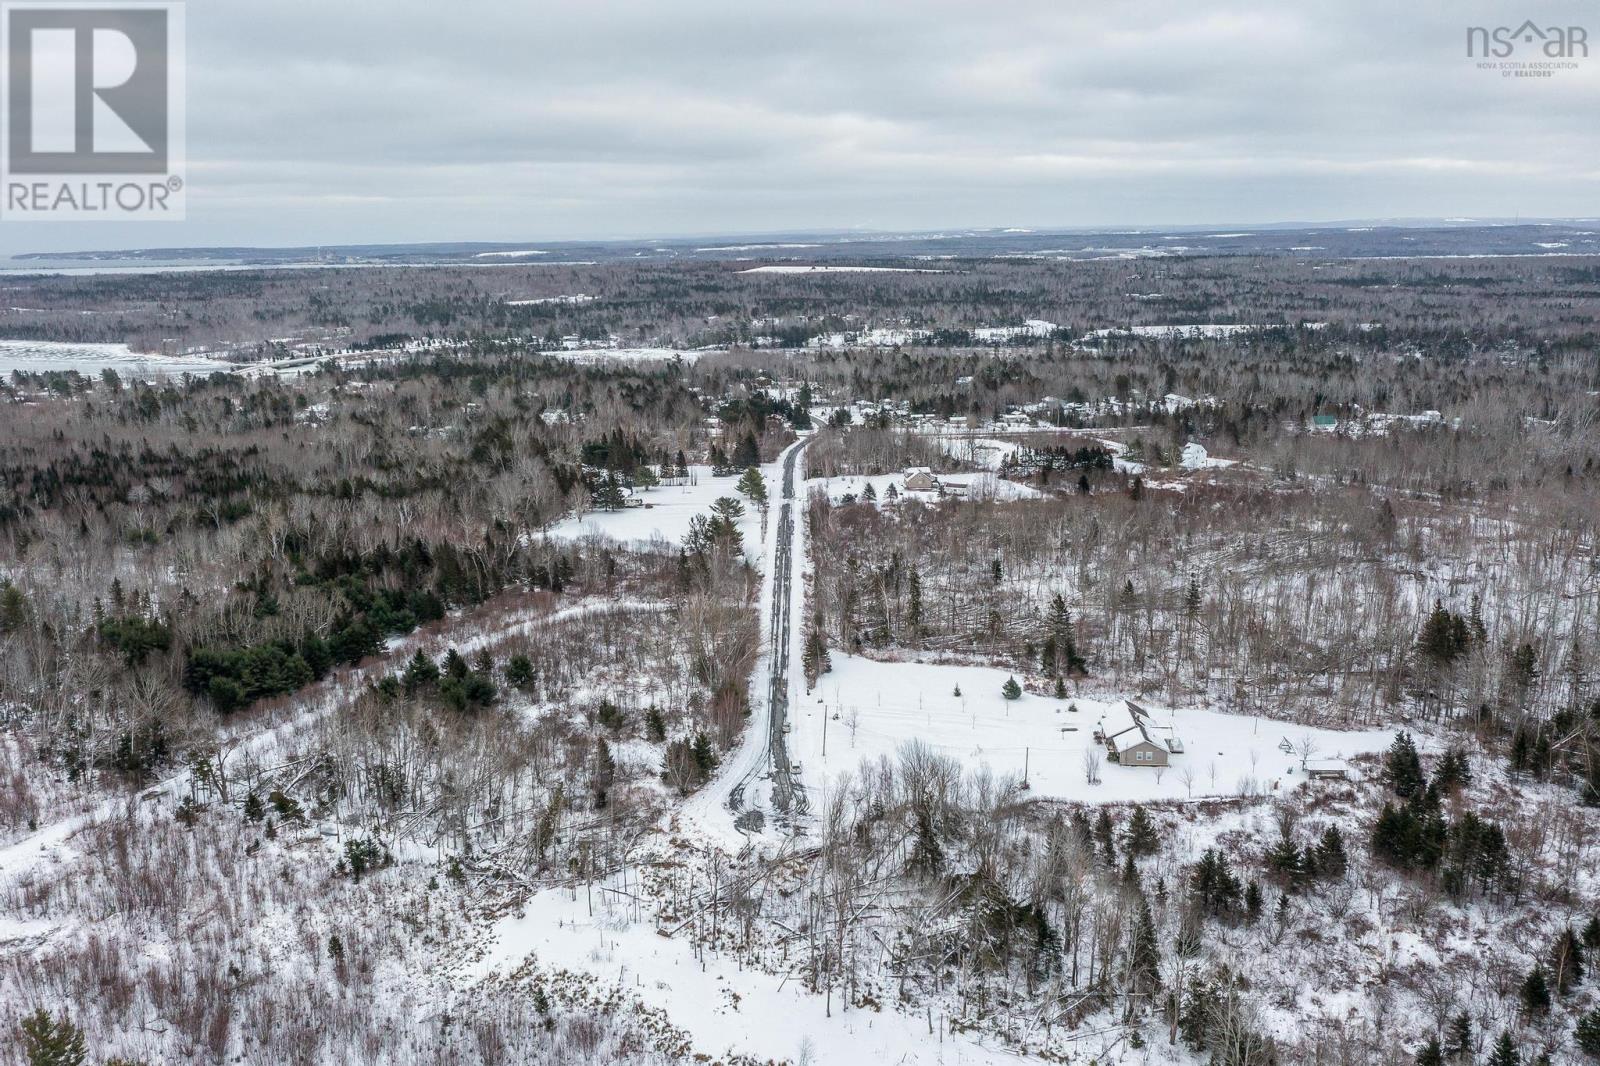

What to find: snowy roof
left=1102, top=701, right=1155, bottom=746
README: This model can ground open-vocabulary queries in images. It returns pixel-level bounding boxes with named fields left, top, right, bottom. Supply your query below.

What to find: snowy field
left=793, top=654, right=1397, bottom=805
left=808, top=471, right=1042, bottom=503
left=739, top=264, right=941, bottom=274
left=0, top=339, right=237, bottom=376
left=540, top=462, right=776, bottom=552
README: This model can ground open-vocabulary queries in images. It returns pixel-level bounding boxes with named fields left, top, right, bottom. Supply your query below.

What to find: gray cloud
left=4, top=0, right=1597, bottom=252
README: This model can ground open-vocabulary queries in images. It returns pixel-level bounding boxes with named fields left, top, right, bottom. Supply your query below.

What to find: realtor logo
left=1, top=1, right=184, bottom=219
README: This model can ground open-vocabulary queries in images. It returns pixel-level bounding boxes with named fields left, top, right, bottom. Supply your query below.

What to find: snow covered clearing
left=540, top=461, right=777, bottom=551
left=792, top=653, right=1396, bottom=805
left=739, top=265, right=942, bottom=274
left=466, top=879, right=1023, bottom=1066
left=808, top=471, right=1042, bottom=504
left=0, top=339, right=237, bottom=376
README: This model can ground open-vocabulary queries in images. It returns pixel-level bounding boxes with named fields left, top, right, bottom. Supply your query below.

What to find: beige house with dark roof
left=1099, top=701, right=1171, bottom=768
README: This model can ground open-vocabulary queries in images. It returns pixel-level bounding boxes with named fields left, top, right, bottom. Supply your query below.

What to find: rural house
left=1097, top=701, right=1172, bottom=768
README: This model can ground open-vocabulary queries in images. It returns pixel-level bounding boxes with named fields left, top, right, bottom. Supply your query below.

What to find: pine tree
left=1002, top=676, right=1022, bottom=700
left=645, top=705, right=667, bottom=742
left=1584, top=916, right=1600, bottom=950
left=1385, top=732, right=1425, bottom=798
left=1244, top=880, right=1263, bottom=923
left=505, top=654, right=535, bottom=690
left=1126, top=897, right=1162, bottom=999
left=1445, top=1013, right=1473, bottom=1060
left=1309, top=825, right=1345, bottom=879
left=18, top=1009, right=87, bottom=1066
left=1125, top=805, right=1158, bottom=857
left=1094, top=809, right=1117, bottom=866
left=1415, top=1036, right=1444, bottom=1066
left=402, top=649, right=440, bottom=694
left=1487, top=1033, right=1520, bottom=1066
left=1576, top=1008, right=1600, bottom=1056
left=1520, top=963, right=1552, bottom=1017
left=736, top=466, right=768, bottom=510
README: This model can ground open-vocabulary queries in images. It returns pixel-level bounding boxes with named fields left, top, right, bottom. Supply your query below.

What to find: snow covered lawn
left=794, top=654, right=1397, bottom=805
left=541, top=462, right=776, bottom=553
left=808, top=471, right=1041, bottom=504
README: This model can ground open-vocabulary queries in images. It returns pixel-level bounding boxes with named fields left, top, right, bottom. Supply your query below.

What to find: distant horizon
left=9, top=215, right=1600, bottom=261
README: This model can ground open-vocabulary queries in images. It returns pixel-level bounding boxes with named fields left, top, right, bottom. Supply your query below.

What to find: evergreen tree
left=505, top=654, right=535, bottom=690
left=1576, top=1008, right=1600, bottom=1057
left=1317, top=825, right=1349, bottom=879
left=1244, top=880, right=1263, bottom=923
left=1191, top=849, right=1243, bottom=918
left=1126, top=897, right=1162, bottom=999
left=1583, top=915, right=1600, bottom=950
left=1125, top=805, right=1159, bottom=857
left=1433, top=747, right=1472, bottom=792
left=1385, top=732, right=1426, bottom=798
left=645, top=705, right=667, bottom=742
left=1415, top=1036, right=1444, bottom=1066
left=1487, top=1033, right=1520, bottom=1066
left=401, top=649, right=440, bottom=694
left=1520, top=963, right=1552, bottom=1017
left=1094, top=809, right=1117, bottom=866
left=736, top=466, right=768, bottom=511
left=18, top=1009, right=87, bottom=1066
left=1445, top=1013, right=1473, bottom=1061
left=1002, top=676, right=1022, bottom=700
left=691, top=732, right=718, bottom=777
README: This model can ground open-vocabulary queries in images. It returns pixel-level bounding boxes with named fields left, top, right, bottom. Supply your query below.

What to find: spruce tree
left=1487, top=1033, right=1520, bottom=1066
left=1576, top=1008, right=1600, bottom=1056
left=1002, top=676, right=1022, bottom=700
left=1094, top=809, right=1117, bottom=866
left=1445, top=1013, right=1473, bottom=1060
left=1126, top=897, right=1162, bottom=999
left=1125, top=805, right=1159, bottom=857
left=1520, top=963, right=1552, bottom=1016
left=1415, top=1036, right=1444, bottom=1066
left=18, top=1009, right=87, bottom=1066
left=1385, top=732, right=1425, bottom=798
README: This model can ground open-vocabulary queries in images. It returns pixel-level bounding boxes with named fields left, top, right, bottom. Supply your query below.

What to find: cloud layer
left=6, top=0, right=1598, bottom=251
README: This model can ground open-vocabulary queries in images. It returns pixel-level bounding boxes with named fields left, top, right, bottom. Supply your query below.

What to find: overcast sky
left=4, top=0, right=1598, bottom=254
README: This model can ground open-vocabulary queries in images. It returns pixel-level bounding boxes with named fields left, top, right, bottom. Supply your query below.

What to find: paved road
left=729, top=438, right=807, bottom=828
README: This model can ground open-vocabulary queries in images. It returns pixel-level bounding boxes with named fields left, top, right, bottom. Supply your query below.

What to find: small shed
left=904, top=467, right=938, bottom=492
left=1305, top=759, right=1349, bottom=781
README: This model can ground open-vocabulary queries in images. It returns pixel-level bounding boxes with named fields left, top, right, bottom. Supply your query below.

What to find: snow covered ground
left=543, top=346, right=708, bottom=364
left=739, top=265, right=941, bottom=274
left=793, top=654, right=1397, bottom=805
left=808, top=470, right=1042, bottom=504
left=540, top=462, right=777, bottom=554
left=465, top=878, right=1024, bottom=1066
left=0, top=339, right=237, bottom=376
